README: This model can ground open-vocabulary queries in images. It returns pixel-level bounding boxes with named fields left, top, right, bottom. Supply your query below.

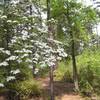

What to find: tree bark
left=66, top=1, right=79, bottom=91
left=49, top=66, right=54, bottom=100
left=71, top=39, right=79, bottom=91
left=47, top=0, right=55, bottom=100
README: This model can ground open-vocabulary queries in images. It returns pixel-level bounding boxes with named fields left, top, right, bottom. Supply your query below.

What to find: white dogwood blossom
left=7, top=76, right=16, bottom=82
left=0, top=61, right=9, bottom=66
left=0, top=83, right=4, bottom=87
left=0, top=48, right=11, bottom=55
left=34, top=68, right=39, bottom=74
left=7, top=20, right=12, bottom=23
left=10, top=69, right=20, bottom=75
left=6, top=56, right=18, bottom=61
left=1, top=15, right=7, bottom=19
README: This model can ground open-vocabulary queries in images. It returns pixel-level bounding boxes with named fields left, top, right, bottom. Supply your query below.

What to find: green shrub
left=79, top=65, right=93, bottom=95
left=6, top=79, right=41, bottom=100
left=76, top=49, right=100, bottom=95
left=37, top=67, right=49, bottom=78
left=54, top=61, right=72, bottom=82
left=79, top=62, right=100, bottom=96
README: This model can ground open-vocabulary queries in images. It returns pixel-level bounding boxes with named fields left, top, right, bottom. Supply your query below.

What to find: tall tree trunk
left=71, top=39, right=79, bottom=91
left=47, top=0, right=54, bottom=100
left=66, top=1, right=79, bottom=91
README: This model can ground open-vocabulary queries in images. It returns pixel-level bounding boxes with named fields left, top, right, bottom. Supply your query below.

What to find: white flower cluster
left=0, top=61, right=9, bottom=67
left=6, top=56, right=18, bottom=61
left=57, top=48, right=68, bottom=57
left=21, top=30, right=30, bottom=40
left=21, top=54, right=29, bottom=59
left=10, top=0, right=20, bottom=4
left=10, top=36, right=17, bottom=44
left=15, top=49, right=32, bottom=54
left=0, top=15, right=7, bottom=19
left=0, top=83, right=4, bottom=87
left=10, top=69, right=20, bottom=75
left=32, top=40, right=67, bottom=67
left=7, top=20, right=12, bottom=23
left=0, top=55, right=19, bottom=67
left=0, top=48, right=11, bottom=55
left=34, top=68, right=39, bottom=74
left=45, top=55, right=56, bottom=67
left=7, top=76, right=16, bottom=82
left=11, top=39, right=16, bottom=44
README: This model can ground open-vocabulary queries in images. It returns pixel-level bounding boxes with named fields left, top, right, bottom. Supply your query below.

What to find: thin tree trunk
left=71, top=39, right=79, bottom=91
left=47, top=0, right=54, bottom=100
left=49, top=66, right=54, bottom=100
left=66, top=1, right=79, bottom=91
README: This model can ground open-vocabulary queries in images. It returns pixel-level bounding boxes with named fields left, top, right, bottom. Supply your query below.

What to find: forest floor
left=34, top=77, right=84, bottom=100
left=0, top=77, right=98, bottom=100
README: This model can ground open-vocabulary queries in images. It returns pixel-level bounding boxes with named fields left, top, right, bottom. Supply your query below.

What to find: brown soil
left=35, top=77, right=83, bottom=100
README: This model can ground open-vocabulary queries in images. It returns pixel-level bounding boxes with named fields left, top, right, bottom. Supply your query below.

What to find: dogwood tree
left=0, top=0, right=67, bottom=91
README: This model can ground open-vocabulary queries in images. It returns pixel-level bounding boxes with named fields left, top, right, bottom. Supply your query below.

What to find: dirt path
left=37, top=77, right=83, bottom=100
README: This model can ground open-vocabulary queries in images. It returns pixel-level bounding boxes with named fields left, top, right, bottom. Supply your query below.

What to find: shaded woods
left=0, top=0, right=100, bottom=100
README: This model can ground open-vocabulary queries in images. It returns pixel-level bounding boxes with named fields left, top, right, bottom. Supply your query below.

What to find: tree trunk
left=49, top=67, right=54, bottom=100
left=47, top=0, right=55, bottom=100
left=66, top=1, right=79, bottom=92
left=71, top=39, right=79, bottom=91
